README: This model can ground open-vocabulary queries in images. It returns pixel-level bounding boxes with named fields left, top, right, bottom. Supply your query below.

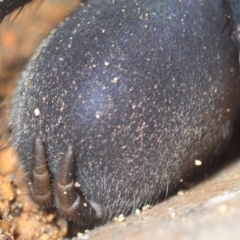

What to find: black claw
left=31, top=135, right=52, bottom=206
left=56, top=146, right=97, bottom=222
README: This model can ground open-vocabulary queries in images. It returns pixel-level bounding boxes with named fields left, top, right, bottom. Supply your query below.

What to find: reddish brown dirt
left=0, top=1, right=240, bottom=240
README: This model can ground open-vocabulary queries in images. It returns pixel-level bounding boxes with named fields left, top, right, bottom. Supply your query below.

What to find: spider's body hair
left=9, top=0, right=240, bottom=225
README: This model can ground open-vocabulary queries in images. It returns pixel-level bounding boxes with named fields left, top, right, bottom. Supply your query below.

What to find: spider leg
left=55, top=146, right=99, bottom=222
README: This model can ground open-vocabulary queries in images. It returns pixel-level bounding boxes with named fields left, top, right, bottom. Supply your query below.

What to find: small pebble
left=195, top=160, right=202, bottom=166
left=135, top=209, right=141, bottom=215
left=177, top=191, right=184, bottom=196
left=218, top=204, right=228, bottom=213
left=34, top=108, right=41, bottom=116
left=114, top=214, right=126, bottom=222
left=72, top=232, right=89, bottom=240
left=142, top=204, right=152, bottom=211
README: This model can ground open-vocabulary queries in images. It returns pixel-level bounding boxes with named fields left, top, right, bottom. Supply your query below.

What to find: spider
left=1, top=0, right=240, bottom=228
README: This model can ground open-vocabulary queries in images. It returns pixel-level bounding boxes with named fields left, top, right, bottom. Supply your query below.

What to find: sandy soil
left=0, top=1, right=240, bottom=239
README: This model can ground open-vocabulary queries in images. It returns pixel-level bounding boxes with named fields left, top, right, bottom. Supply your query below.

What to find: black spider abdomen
left=11, top=0, right=240, bottom=224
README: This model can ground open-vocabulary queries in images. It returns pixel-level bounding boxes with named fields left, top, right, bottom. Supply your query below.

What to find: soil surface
left=0, top=1, right=240, bottom=239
